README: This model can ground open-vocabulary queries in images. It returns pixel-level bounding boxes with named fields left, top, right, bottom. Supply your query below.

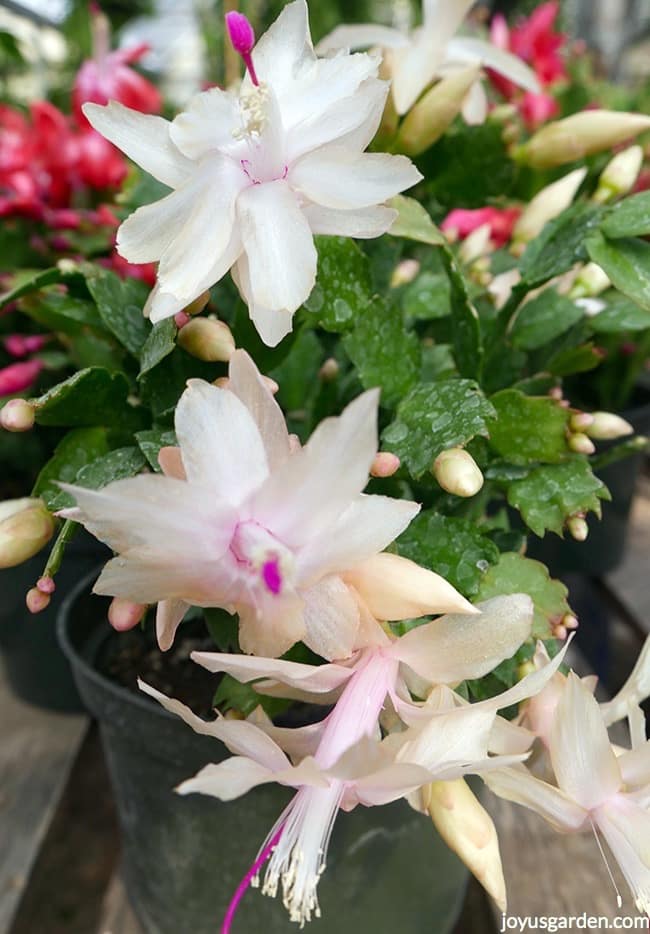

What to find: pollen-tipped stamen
left=226, top=11, right=259, bottom=87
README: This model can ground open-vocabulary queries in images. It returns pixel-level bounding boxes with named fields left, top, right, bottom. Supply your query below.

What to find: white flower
left=60, top=350, right=470, bottom=660
left=317, top=0, right=539, bottom=118
left=83, top=0, right=422, bottom=346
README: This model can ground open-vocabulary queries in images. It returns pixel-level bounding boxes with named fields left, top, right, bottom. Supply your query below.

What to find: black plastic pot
left=59, top=572, right=469, bottom=934
left=528, top=391, right=650, bottom=577
left=0, top=531, right=108, bottom=711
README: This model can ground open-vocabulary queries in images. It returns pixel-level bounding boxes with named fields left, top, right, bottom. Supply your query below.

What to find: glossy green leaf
left=0, top=267, right=65, bottom=307
left=32, top=368, right=137, bottom=428
left=21, top=291, right=106, bottom=335
left=586, top=232, right=650, bottom=311
left=139, top=318, right=178, bottom=376
left=303, top=237, right=373, bottom=332
left=135, top=428, right=178, bottom=472
left=589, top=293, right=650, bottom=333
left=32, top=427, right=109, bottom=511
left=510, top=290, right=584, bottom=350
left=507, top=458, right=610, bottom=537
left=601, top=191, right=650, bottom=239
left=520, top=203, right=604, bottom=286
left=489, top=390, right=570, bottom=464
left=402, top=272, right=451, bottom=321
left=382, top=380, right=496, bottom=477
left=85, top=267, right=151, bottom=355
left=387, top=195, right=445, bottom=246
left=442, top=249, right=483, bottom=379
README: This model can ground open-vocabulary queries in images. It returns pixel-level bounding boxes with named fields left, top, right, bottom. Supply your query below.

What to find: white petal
left=93, top=554, right=232, bottom=605
left=601, top=637, right=650, bottom=729
left=483, top=766, right=587, bottom=833
left=550, top=672, right=622, bottom=810
left=619, top=743, right=650, bottom=788
left=237, top=180, right=317, bottom=313
left=596, top=796, right=650, bottom=914
left=461, top=79, right=488, bottom=125
left=391, top=33, right=441, bottom=115
left=175, top=379, right=268, bottom=504
left=169, top=87, right=240, bottom=160
left=392, top=594, right=532, bottom=684
left=301, top=575, right=360, bottom=661
left=156, top=598, right=189, bottom=652
left=315, top=24, right=409, bottom=55
left=248, top=0, right=314, bottom=94
left=251, top=389, right=379, bottom=548
left=117, top=185, right=201, bottom=264
left=177, top=757, right=276, bottom=799
left=190, top=650, right=353, bottom=693
left=447, top=38, right=540, bottom=94
left=227, top=350, right=291, bottom=470
left=345, top=553, right=475, bottom=623
left=350, top=763, right=434, bottom=807
left=423, top=0, right=476, bottom=35
left=291, top=148, right=422, bottom=210
left=248, top=706, right=327, bottom=760
left=82, top=101, right=192, bottom=188
left=232, top=255, right=295, bottom=348
left=303, top=204, right=397, bottom=239
left=236, top=595, right=306, bottom=659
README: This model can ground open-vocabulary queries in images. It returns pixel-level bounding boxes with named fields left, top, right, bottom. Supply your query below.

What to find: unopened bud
left=594, top=145, right=644, bottom=203
left=0, top=498, right=55, bottom=569
left=567, top=516, right=589, bottom=541
left=459, top=224, right=493, bottom=264
left=512, top=168, right=587, bottom=247
left=174, top=311, right=190, bottom=329
left=562, top=613, right=579, bottom=630
left=36, top=575, right=56, bottom=594
left=177, top=317, right=236, bottom=362
left=1, top=398, right=35, bottom=432
left=225, top=11, right=255, bottom=55
left=569, top=412, right=595, bottom=432
left=26, top=587, right=50, bottom=614
left=519, top=111, right=650, bottom=170
left=318, top=358, right=339, bottom=382
left=433, top=448, right=484, bottom=497
left=184, top=290, right=211, bottom=317
left=390, top=259, right=420, bottom=288
left=553, top=624, right=568, bottom=641
left=108, top=597, right=147, bottom=632
left=396, top=66, right=481, bottom=156
left=568, top=432, right=596, bottom=455
left=585, top=411, right=634, bottom=440
left=370, top=452, right=401, bottom=479
left=569, top=262, right=611, bottom=299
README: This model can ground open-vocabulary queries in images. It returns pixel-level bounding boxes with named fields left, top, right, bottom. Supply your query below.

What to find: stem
left=221, top=823, right=285, bottom=934
left=43, top=519, right=79, bottom=579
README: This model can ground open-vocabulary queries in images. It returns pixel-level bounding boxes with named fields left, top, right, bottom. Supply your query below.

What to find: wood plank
left=606, top=475, right=650, bottom=632
left=96, top=874, right=142, bottom=934
left=0, top=662, right=87, bottom=934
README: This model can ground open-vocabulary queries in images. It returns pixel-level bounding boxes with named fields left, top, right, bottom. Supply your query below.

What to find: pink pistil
left=221, top=824, right=284, bottom=934
left=225, top=11, right=259, bottom=86
left=262, top=559, right=282, bottom=595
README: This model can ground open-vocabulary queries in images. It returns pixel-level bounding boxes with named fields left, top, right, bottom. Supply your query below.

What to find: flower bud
left=567, top=516, right=588, bottom=542
left=512, top=168, right=587, bottom=248
left=26, top=587, right=50, bottom=614
left=184, top=290, right=211, bottom=317
left=0, top=498, right=55, bottom=569
left=568, top=432, right=596, bottom=455
left=225, top=11, right=255, bottom=56
left=1, top=398, right=35, bottom=432
left=594, top=145, right=644, bottom=203
left=390, top=259, right=420, bottom=288
left=569, top=262, right=611, bottom=299
left=174, top=311, right=190, bottom=329
left=433, top=448, right=484, bottom=497
left=0, top=360, right=43, bottom=397
left=370, top=452, right=400, bottom=479
left=585, top=411, right=634, bottom=440
left=396, top=66, right=481, bottom=157
left=569, top=412, right=594, bottom=432
left=459, top=224, right=493, bottom=264
left=108, top=597, right=147, bottom=632
left=519, top=111, right=650, bottom=170
left=562, top=613, right=579, bottom=630
left=318, top=358, right=339, bottom=382
left=37, top=575, right=56, bottom=594
left=177, top=317, right=236, bottom=362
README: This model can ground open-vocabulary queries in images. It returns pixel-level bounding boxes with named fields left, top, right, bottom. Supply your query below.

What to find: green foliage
left=139, top=319, right=177, bottom=376
left=488, top=390, right=570, bottom=464
left=507, top=459, right=610, bottom=537
left=589, top=293, right=650, bottom=334
left=510, top=290, right=584, bottom=350
left=383, top=380, right=496, bottom=478
left=33, top=428, right=109, bottom=510
left=402, top=272, right=451, bottom=322
left=520, top=203, right=604, bottom=286
left=387, top=195, right=445, bottom=246
left=135, top=428, right=178, bottom=472
left=303, top=237, right=374, bottom=332
left=601, top=191, right=650, bottom=239
left=32, top=368, right=141, bottom=428
left=586, top=232, right=650, bottom=311
left=84, top=267, right=151, bottom=356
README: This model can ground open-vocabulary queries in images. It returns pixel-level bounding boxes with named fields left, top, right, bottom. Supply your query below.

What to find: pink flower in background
left=441, top=206, right=520, bottom=248
left=519, top=90, right=559, bottom=129
left=0, top=360, right=43, bottom=397
left=102, top=250, right=157, bottom=287
left=3, top=334, right=48, bottom=358
left=73, top=4, right=161, bottom=125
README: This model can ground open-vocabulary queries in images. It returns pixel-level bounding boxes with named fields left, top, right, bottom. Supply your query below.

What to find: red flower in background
left=489, top=2, right=567, bottom=129
left=0, top=360, right=43, bottom=397
left=73, top=4, right=161, bottom=124
left=441, top=206, right=521, bottom=248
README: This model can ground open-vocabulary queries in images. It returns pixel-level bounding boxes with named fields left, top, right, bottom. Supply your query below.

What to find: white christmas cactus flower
left=82, top=0, right=422, bottom=347
left=59, top=350, right=461, bottom=660
left=484, top=673, right=650, bottom=915
left=317, top=0, right=539, bottom=119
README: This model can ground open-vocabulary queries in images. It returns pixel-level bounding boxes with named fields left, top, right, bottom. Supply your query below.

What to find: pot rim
left=57, top=566, right=178, bottom=722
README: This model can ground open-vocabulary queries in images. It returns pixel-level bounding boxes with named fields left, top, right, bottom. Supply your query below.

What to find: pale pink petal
left=190, top=649, right=354, bottom=693
left=618, top=743, right=650, bottom=789
left=175, top=379, right=268, bottom=504
left=93, top=554, right=236, bottom=606
left=248, top=706, right=327, bottom=761
left=236, top=595, right=306, bottom=658
left=156, top=598, right=189, bottom=651
left=227, top=349, right=291, bottom=470
left=158, top=446, right=185, bottom=479
left=177, top=757, right=276, bottom=799
left=596, top=796, right=650, bottom=914
left=601, top=637, right=650, bottom=728
left=301, top=575, right=360, bottom=661
left=348, top=763, right=434, bottom=807
left=483, top=766, right=587, bottom=833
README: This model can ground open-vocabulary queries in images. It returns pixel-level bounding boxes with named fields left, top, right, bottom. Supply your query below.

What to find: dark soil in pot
left=59, top=571, right=469, bottom=934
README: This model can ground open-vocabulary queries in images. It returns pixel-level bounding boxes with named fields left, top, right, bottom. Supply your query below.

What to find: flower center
left=230, top=520, right=293, bottom=597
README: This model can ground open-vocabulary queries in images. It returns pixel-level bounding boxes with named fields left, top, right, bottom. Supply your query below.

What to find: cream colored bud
left=0, top=498, right=55, bottom=569
left=396, top=66, right=481, bottom=157
left=585, top=411, right=634, bottom=440
left=562, top=613, right=579, bottom=630
left=1, top=398, right=35, bottom=432
left=108, top=598, right=147, bottom=632
left=567, top=516, right=589, bottom=542
left=459, top=224, right=493, bottom=264
left=512, top=168, right=587, bottom=246
left=433, top=448, right=484, bottom=497
left=370, top=452, right=401, bottom=478
left=520, top=111, right=650, bottom=170
left=569, top=262, right=611, bottom=299
left=177, top=317, right=235, bottom=362
left=569, top=412, right=595, bottom=431
left=26, top=587, right=50, bottom=614
left=390, top=259, right=420, bottom=288
left=594, top=145, right=644, bottom=203
left=318, top=358, right=339, bottom=382
left=428, top=779, right=507, bottom=913
left=183, top=291, right=211, bottom=316
left=568, top=432, right=596, bottom=455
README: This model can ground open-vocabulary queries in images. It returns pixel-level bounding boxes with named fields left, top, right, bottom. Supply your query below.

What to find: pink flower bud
left=37, top=575, right=56, bottom=594
left=108, top=597, right=147, bottom=632
left=370, top=452, right=401, bottom=479
left=26, top=587, right=50, bottom=614
left=0, top=360, right=43, bottom=397
left=226, top=11, right=255, bottom=55
left=174, top=311, right=191, bottom=329
left=1, top=398, right=35, bottom=432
